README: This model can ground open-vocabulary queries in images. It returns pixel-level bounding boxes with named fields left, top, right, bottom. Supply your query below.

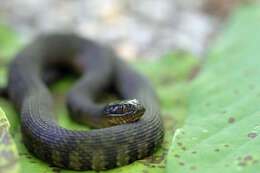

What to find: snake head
left=103, top=99, right=145, bottom=126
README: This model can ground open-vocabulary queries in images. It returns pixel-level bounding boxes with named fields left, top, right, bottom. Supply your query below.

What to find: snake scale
left=5, top=33, right=164, bottom=170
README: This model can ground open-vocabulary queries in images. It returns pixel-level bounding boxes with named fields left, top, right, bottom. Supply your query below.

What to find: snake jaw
left=103, top=99, right=145, bottom=126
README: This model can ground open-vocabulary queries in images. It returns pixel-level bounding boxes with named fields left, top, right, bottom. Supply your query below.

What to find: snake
left=3, top=33, right=164, bottom=170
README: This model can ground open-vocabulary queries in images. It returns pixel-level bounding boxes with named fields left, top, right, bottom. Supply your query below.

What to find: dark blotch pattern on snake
left=6, top=33, right=164, bottom=170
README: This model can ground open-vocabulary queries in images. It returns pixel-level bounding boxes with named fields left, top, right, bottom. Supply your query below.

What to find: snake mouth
left=106, top=111, right=135, bottom=117
left=107, top=107, right=145, bottom=117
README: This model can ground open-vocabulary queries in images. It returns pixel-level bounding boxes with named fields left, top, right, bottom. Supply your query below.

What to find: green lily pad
left=0, top=24, right=199, bottom=172
left=166, top=2, right=260, bottom=173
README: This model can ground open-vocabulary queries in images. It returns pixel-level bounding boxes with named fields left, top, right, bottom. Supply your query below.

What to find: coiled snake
left=4, top=33, right=164, bottom=170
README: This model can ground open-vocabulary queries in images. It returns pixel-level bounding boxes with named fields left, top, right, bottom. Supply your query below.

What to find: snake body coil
left=7, top=34, right=164, bottom=170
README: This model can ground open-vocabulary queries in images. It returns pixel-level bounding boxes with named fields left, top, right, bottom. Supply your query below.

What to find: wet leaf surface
left=166, top=2, right=260, bottom=173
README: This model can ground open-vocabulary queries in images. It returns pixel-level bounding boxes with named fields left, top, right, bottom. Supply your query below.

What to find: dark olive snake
left=3, top=33, right=164, bottom=170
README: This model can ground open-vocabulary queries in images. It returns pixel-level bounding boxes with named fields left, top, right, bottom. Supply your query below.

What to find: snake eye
left=113, top=105, right=124, bottom=114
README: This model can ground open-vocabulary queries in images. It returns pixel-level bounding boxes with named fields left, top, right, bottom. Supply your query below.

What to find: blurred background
left=0, top=0, right=240, bottom=60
